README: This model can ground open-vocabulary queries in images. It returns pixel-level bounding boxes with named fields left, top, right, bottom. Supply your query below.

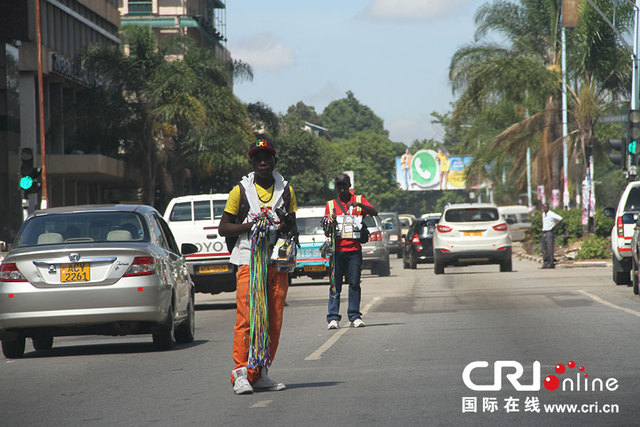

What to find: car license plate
left=199, top=264, right=229, bottom=273
left=304, top=265, right=326, bottom=272
left=463, top=231, right=482, bottom=237
left=61, top=263, right=90, bottom=282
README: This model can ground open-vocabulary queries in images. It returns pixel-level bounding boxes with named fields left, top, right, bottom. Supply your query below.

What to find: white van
left=498, top=205, right=532, bottom=241
left=164, top=194, right=235, bottom=294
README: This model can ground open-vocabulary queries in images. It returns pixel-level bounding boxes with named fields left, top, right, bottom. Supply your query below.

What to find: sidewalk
left=512, top=242, right=610, bottom=269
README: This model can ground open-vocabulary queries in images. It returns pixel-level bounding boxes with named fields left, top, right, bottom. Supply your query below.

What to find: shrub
left=577, top=235, right=611, bottom=260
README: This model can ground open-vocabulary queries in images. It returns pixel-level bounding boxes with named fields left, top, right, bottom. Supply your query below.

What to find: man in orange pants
left=219, top=138, right=297, bottom=395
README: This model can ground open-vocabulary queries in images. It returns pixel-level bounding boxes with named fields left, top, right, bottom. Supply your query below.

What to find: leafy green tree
left=82, top=27, right=254, bottom=207
left=286, top=101, right=322, bottom=125
left=321, top=91, right=388, bottom=139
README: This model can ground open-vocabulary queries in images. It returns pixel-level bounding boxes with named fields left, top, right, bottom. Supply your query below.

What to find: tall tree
left=321, top=91, right=387, bottom=139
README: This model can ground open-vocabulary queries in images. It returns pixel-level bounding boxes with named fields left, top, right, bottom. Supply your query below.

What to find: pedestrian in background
left=541, top=202, right=562, bottom=269
left=325, top=173, right=377, bottom=329
left=219, top=138, right=297, bottom=395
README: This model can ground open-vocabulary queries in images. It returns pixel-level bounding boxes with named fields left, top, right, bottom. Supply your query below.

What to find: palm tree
left=82, top=27, right=254, bottom=206
left=449, top=0, right=632, bottom=202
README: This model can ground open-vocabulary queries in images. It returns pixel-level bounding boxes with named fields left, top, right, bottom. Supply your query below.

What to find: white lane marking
left=305, top=297, right=380, bottom=361
left=578, top=290, right=640, bottom=319
left=250, top=400, right=272, bottom=408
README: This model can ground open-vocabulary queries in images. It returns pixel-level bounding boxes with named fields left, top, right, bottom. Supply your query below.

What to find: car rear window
left=518, top=213, right=531, bottom=223
left=297, top=217, right=325, bottom=235
left=416, top=219, right=438, bottom=237
left=169, top=200, right=227, bottom=222
left=380, top=214, right=399, bottom=229
left=169, top=202, right=191, bottom=221
left=444, top=208, right=499, bottom=222
left=14, top=212, right=148, bottom=247
left=624, top=187, right=640, bottom=211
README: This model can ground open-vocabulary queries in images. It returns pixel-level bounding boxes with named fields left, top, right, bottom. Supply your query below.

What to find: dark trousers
left=327, top=250, right=362, bottom=322
left=541, top=231, right=555, bottom=268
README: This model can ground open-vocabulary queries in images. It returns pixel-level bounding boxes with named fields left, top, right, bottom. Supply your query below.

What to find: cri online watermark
left=462, top=360, right=619, bottom=392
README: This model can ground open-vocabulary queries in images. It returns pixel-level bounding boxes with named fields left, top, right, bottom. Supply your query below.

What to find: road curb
left=514, top=252, right=611, bottom=268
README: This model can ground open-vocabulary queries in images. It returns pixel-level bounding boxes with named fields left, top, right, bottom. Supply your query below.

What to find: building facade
left=0, top=1, right=131, bottom=247
left=118, top=0, right=229, bottom=61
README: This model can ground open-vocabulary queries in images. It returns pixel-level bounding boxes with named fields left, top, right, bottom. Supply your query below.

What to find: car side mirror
left=181, top=243, right=198, bottom=255
left=603, top=207, right=615, bottom=218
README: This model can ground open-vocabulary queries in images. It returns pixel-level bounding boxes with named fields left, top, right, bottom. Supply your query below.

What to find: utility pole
left=35, top=0, right=48, bottom=209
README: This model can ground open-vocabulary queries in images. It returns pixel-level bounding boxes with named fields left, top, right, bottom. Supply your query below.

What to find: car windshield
left=444, top=208, right=499, bottom=222
left=14, top=211, right=148, bottom=247
left=297, top=217, right=325, bottom=235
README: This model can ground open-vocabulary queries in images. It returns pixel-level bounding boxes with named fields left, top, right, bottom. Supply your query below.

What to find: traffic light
left=608, top=137, right=627, bottom=169
left=628, top=110, right=640, bottom=171
left=18, top=148, right=41, bottom=196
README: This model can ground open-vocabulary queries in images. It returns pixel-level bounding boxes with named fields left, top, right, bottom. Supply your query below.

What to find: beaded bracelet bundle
left=247, top=210, right=278, bottom=369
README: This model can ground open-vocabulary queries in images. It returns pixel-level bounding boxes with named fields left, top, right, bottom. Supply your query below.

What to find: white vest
left=229, top=171, right=288, bottom=266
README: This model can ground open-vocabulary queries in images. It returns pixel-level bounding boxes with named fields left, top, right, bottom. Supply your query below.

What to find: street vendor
left=218, top=138, right=297, bottom=395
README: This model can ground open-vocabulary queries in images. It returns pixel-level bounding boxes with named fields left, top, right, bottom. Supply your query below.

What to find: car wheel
left=403, top=256, right=409, bottom=269
left=613, top=269, right=630, bottom=285
left=396, top=249, right=403, bottom=259
left=1, top=336, right=26, bottom=359
left=175, top=293, right=195, bottom=344
left=434, top=260, right=444, bottom=275
left=378, top=256, right=391, bottom=277
left=32, top=335, right=54, bottom=351
left=613, top=256, right=631, bottom=285
left=410, top=256, right=417, bottom=270
left=634, top=259, right=640, bottom=296
left=500, top=257, right=513, bottom=272
left=153, top=303, right=176, bottom=350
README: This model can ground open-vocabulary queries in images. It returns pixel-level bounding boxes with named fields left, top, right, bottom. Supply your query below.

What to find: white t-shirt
left=542, top=210, right=563, bottom=232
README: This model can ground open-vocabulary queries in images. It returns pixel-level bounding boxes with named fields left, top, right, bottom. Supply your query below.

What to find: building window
left=128, top=1, right=152, bottom=15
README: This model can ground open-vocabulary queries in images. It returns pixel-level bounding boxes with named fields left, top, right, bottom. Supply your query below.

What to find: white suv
left=433, top=203, right=512, bottom=274
left=164, top=194, right=235, bottom=294
left=607, top=181, right=640, bottom=285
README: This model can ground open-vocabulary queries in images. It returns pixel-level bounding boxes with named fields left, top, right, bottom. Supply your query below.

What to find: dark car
left=379, top=212, right=403, bottom=258
left=402, top=215, right=440, bottom=269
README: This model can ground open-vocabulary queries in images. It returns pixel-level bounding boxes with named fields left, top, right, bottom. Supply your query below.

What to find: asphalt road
left=1, top=256, right=639, bottom=426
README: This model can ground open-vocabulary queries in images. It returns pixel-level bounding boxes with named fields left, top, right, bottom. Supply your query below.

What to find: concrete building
left=0, top=1, right=129, bottom=246
left=118, top=0, right=229, bottom=61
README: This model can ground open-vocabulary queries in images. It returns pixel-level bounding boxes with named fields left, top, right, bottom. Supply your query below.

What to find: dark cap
left=248, top=138, right=276, bottom=158
left=335, top=173, right=351, bottom=186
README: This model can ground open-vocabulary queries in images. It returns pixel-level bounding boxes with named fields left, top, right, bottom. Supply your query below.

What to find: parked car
left=433, top=203, right=512, bottom=274
left=0, top=205, right=197, bottom=358
left=403, top=214, right=441, bottom=269
left=379, top=212, right=403, bottom=258
left=605, top=181, right=640, bottom=285
left=292, top=206, right=329, bottom=280
left=630, top=218, right=640, bottom=295
left=498, top=205, right=532, bottom=241
left=164, top=194, right=236, bottom=294
left=361, top=215, right=391, bottom=276
left=398, top=214, right=415, bottom=239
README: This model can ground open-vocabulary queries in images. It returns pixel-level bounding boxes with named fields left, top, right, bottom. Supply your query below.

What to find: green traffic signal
left=19, top=175, right=34, bottom=190
left=629, top=140, right=638, bottom=155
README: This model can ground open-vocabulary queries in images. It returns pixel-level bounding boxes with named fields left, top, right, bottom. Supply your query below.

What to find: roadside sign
left=599, top=114, right=628, bottom=123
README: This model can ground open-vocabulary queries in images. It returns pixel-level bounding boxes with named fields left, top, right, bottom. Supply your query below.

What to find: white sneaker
left=232, top=367, right=253, bottom=395
left=253, top=367, right=286, bottom=391
left=327, top=320, right=339, bottom=330
left=351, top=318, right=365, bottom=328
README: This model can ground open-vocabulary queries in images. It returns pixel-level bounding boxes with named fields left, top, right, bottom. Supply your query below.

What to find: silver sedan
left=0, top=204, right=197, bottom=358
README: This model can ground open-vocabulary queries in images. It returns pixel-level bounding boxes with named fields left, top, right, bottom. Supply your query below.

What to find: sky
left=226, top=0, right=486, bottom=145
